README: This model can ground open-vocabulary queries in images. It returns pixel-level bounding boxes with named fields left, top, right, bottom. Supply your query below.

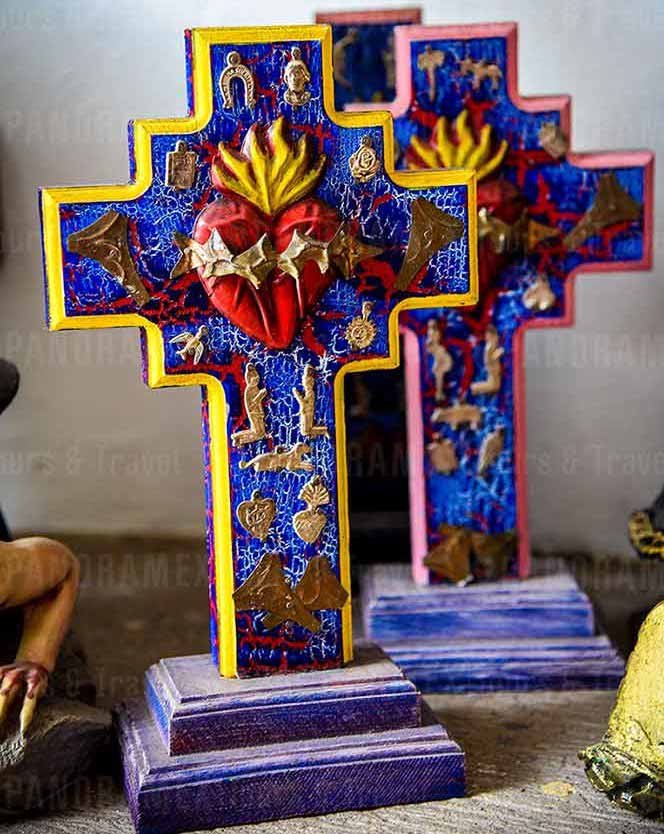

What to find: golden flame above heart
left=213, top=117, right=327, bottom=216
left=407, top=109, right=508, bottom=181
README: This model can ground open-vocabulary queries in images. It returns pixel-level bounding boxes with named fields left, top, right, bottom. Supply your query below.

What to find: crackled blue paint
left=397, top=33, right=647, bottom=581
left=326, top=23, right=649, bottom=583
left=43, top=34, right=473, bottom=675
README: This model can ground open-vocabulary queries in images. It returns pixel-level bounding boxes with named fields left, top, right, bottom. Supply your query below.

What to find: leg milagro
left=580, top=601, right=664, bottom=818
left=0, top=537, right=80, bottom=734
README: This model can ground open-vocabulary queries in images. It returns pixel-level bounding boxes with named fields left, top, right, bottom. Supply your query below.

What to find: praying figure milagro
left=40, top=26, right=477, bottom=831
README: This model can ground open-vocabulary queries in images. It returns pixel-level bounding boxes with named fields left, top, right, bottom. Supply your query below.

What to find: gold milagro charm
left=523, top=274, right=556, bottom=312
left=564, top=172, right=641, bottom=251
left=239, top=443, right=313, bottom=473
left=327, top=223, right=384, bottom=279
left=236, top=490, right=277, bottom=541
left=396, top=198, right=465, bottom=291
left=219, top=51, right=256, bottom=109
left=426, top=318, right=453, bottom=402
left=349, top=136, right=381, bottom=182
left=471, top=325, right=504, bottom=397
left=477, top=425, right=505, bottom=477
left=232, top=553, right=321, bottom=633
left=66, top=210, right=150, bottom=308
left=284, top=47, right=312, bottom=107
left=345, top=301, right=376, bottom=350
left=233, top=553, right=349, bottom=634
left=458, top=56, right=503, bottom=91
left=231, top=363, right=269, bottom=447
left=538, top=122, right=569, bottom=159
left=417, top=45, right=445, bottom=101
left=293, top=364, right=329, bottom=439
left=426, top=435, right=458, bottom=475
left=170, top=325, right=208, bottom=365
left=424, top=525, right=473, bottom=585
left=332, top=29, right=358, bottom=91
left=293, top=476, right=330, bottom=543
left=166, top=140, right=197, bottom=190
left=432, top=401, right=482, bottom=431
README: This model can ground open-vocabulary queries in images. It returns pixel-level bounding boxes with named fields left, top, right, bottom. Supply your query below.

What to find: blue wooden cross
left=327, top=19, right=653, bottom=585
left=394, top=23, right=652, bottom=584
left=40, top=26, right=477, bottom=678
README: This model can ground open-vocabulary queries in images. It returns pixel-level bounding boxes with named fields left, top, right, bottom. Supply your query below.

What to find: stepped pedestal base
left=361, top=564, right=624, bottom=693
left=383, top=634, right=624, bottom=693
left=115, top=644, right=464, bottom=834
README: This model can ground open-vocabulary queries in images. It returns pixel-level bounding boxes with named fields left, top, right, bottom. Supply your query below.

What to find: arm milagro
left=0, top=537, right=80, bottom=734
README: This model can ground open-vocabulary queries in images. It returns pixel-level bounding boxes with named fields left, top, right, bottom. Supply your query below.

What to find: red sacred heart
left=477, top=177, right=526, bottom=295
left=193, top=196, right=341, bottom=349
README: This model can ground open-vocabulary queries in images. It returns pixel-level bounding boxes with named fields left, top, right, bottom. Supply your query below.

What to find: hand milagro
left=0, top=537, right=80, bottom=735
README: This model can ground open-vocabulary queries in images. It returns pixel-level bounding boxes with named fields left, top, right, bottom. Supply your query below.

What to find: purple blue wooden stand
left=115, top=643, right=464, bottom=834
left=382, top=635, right=624, bottom=693
left=361, top=564, right=624, bottom=693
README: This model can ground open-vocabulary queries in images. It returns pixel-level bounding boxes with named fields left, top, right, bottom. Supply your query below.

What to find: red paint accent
left=371, top=193, right=393, bottom=211
left=408, top=102, right=439, bottom=130
left=196, top=140, right=219, bottom=166
left=294, top=121, right=336, bottom=156
left=447, top=336, right=476, bottom=396
left=463, top=94, right=495, bottom=132
left=301, top=318, right=326, bottom=356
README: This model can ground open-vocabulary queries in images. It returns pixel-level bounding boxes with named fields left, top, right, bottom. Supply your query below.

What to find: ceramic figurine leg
left=580, top=602, right=664, bottom=819
left=0, top=537, right=81, bottom=734
left=116, top=644, right=465, bottom=834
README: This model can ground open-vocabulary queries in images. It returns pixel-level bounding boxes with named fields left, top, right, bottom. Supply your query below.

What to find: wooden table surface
left=6, top=537, right=662, bottom=833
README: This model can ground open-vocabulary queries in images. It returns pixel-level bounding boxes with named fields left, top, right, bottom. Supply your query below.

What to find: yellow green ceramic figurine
left=580, top=601, right=664, bottom=818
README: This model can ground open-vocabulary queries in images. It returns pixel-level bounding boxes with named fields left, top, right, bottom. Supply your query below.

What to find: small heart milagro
left=175, top=118, right=352, bottom=350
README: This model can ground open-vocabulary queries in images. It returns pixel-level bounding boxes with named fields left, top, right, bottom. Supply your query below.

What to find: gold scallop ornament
left=345, top=301, right=376, bottom=350
left=349, top=136, right=381, bottom=182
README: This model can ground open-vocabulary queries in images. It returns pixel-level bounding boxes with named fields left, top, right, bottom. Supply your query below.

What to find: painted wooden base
left=145, top=645, right=420, bottom=754
left=362, top=563, right=596, bottom=641
left=361, top=564, right=624, bottom=692
left=382, top=635, right=625, bottom=693
left=115, top=644, right=465, bottom=834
